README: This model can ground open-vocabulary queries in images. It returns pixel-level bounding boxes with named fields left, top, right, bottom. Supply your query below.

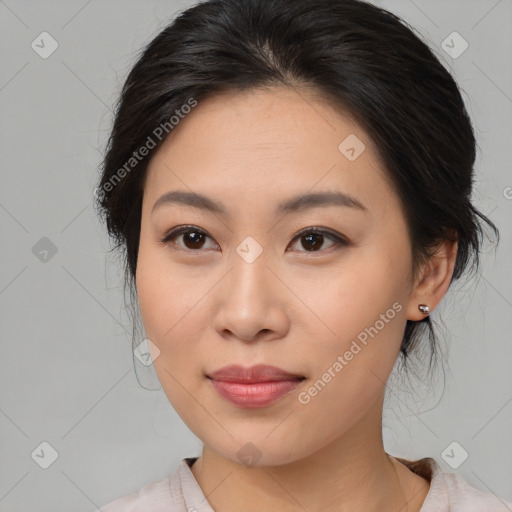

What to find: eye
left=159, top=225, right=349, bottom=254
left=158, top=225, right=218, bottom=251
left=287, top=227, right=348, bottom=253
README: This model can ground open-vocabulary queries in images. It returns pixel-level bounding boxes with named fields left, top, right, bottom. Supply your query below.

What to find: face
left=136, top=86, right=416, bottom=466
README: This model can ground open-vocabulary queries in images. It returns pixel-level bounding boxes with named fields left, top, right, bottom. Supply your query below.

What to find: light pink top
left=96, top=456, right=512, bottom=511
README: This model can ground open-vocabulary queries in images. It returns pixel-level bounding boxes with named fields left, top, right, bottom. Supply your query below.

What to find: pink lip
left=207, top=364, right=306, bottom=408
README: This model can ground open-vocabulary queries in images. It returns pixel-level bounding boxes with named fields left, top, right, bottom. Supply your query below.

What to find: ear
left=406, top=236, right=458, bottom=321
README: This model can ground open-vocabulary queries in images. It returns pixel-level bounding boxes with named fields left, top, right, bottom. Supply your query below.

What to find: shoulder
left=438, top=469, right=512, bottom=511
left=395, top=456, right=512, bottom=512
left=95, top=459, right=195, bottom=512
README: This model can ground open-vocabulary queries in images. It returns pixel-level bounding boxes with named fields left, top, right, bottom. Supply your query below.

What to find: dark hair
left=94, top=0, right=499, bottom=386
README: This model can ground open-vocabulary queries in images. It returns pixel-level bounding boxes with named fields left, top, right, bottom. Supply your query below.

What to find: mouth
left=207, top=377, right=306, bottom=408
left=205, top=364, right=307, bottom=408
left=206, top=375, right=306, bottom=383
left=206, top=363, right=307, bottom=384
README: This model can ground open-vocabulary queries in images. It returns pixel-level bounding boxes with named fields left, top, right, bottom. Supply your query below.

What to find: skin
left=135, top=85, right=458, bottom=512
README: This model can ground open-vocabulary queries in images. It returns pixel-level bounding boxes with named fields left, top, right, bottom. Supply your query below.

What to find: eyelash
left=158, top=225, right=349, bottom=254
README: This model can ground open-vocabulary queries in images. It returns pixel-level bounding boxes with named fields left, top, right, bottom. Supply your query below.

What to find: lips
left=207, top=364, right=306, bottom=383
left=207, top=364, right=306, bottom=408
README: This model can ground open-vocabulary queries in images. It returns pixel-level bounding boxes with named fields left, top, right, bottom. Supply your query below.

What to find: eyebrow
left=151, top=190, right=368, bottom=216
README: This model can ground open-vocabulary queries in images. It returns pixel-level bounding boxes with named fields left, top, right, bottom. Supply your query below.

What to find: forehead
left=144, top=86, right=396, bottom=217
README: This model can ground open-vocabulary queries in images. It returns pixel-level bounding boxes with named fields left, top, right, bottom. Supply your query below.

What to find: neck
left=189, top=395, right=430, bottom=512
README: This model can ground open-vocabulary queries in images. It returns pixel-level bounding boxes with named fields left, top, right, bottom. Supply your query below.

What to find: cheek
left=136, top=241, right=200, bottom=339
left=300, top=245, right=409, bottom=379
left=293, top=281, right=406, bottom=440
left=136, top=251, right=170, bottom=338
left=308, top=252, right=404, bottom=332
left=136, top=252, right=206, bottom=412
left=135, top=243, right=213, bottom=381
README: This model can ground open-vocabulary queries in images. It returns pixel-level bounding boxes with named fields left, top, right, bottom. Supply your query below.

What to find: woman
left=94, top=0, right=511, bottom=510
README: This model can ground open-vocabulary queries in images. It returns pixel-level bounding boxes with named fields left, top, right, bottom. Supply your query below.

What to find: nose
left=212, top=247, right=290, bottom=343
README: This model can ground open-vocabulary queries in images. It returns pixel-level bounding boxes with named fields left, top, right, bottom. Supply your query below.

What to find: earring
left=418, top=304, right=430, bottom=315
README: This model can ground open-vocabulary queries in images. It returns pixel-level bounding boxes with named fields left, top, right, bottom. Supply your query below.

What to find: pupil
left=303, top=233, right=323, bottom=251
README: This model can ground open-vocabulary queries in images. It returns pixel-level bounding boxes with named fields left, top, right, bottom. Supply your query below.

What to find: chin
left=204, top=434, right=315, bottom=469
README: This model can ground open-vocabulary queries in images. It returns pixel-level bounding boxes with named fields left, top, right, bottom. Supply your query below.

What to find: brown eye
left=288, top=228, right=348, bottom=253
left=159, top=225, right=348, bottom=254
left=181, top=230, right=206, bottom=249
left=300, top=232, right=325, bottom=251
left=159, top=226, right=218, bottom=251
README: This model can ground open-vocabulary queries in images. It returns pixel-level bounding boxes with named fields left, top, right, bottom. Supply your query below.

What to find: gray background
left=0, top=0, right=511, bottom=510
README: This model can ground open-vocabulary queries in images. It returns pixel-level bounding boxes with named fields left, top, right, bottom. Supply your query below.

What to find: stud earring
left=418, top=304, right=430, bottom=315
